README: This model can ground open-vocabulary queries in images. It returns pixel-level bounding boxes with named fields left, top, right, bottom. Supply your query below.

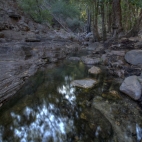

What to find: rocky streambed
left=0, top=33, right=142, bottom=142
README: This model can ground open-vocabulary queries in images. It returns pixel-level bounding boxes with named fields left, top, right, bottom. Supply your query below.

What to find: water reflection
left=58, top=76, right=76, bottom=104
left=136, top=124, right=142, bottom=141
left=1, top=60, right=141, bottom=142
left=10, top=102, right=74, bottom=142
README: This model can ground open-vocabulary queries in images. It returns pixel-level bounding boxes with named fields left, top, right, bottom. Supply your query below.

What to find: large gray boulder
left=71, top=78, right=97, bottom=89
left=125, top=50, right=142, bottom=65
left=120, top=76, right=142, bottom=100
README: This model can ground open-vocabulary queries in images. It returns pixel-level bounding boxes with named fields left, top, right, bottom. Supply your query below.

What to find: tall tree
left=112, top=0, right=123, bottom=38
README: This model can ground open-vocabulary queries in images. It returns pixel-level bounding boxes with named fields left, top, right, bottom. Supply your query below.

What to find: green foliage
left=17, top=0, right=52, bottom=23
left=51, top=0, right=80, bottom=19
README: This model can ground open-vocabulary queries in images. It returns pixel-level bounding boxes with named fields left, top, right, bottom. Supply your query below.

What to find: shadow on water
left=0, top=60, right=142, bottom=142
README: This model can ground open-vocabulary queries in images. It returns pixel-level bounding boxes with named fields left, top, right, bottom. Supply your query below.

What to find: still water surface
left=0, top=60, right=141, bottom=142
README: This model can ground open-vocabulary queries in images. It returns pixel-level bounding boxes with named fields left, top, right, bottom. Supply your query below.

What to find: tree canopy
left=17, top=0, right=142, bottom=40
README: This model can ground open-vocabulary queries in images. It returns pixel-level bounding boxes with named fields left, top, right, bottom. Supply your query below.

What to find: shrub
left=17, top=0, right=52, bottom=23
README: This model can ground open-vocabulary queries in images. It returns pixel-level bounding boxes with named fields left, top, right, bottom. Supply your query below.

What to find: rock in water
left=88, top=66, right=101, bottom=75
left=120, top=76, right=142, bottom=100
left=71, top=78, right=97, bottom=89
left=125, top=50, right=142, bottom=65
left=81, top=56, right=101, bottom=65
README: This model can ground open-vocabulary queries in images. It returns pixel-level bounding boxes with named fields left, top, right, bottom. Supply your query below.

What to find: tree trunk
left=112, top=0, right=123, bottom=38
left=93, top=0, right=100, bottom=41
left=106, top=2, right=112, bottom=33
left=87, top=8, right=91, bottom=33
left=101, top=2, right=106, bottom=41
left=126, top=9, right=142, bottom=37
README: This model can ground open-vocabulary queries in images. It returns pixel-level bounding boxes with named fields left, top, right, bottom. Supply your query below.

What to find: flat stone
left=71, top=78, right=97, bottom=89
left=125, top=50, right=142, bottom=65
left=107, top=50, right=125, bottom=56
left=88, top=66, right=101, bottom=74
left=120, top=76, right=142, bottom=100
left=81, top=56, right=101, bottom=65
left=68, top=57, right=80, bottom=61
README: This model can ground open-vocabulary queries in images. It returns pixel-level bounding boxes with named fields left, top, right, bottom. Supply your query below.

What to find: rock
left=107, top=50, right=125, bottom=56
left=25, top=37, right=41, bottom=42
left=85, top=32, right=93, bottom=40
left=101, top=54, right=108, bottom=63
left=125, top=50, right=142, bottom=65
left=25, top=31, right=41, bottom=42
left=93, top=94, right=142, bottom=142
left=81, top=56, right=101, bottom=65
left=135, top=41, right=142, bottom=48
left=87, top=42, right=103, bottom=51
left=88, top=66, right=101, bottom=75
left=71, top=78, right=97, bottom=89
left=8, top=12, right=21, bottom=19
left=18, top=22, right=30, bottom=31
left=0, top=32, right=4, bottom=38
left=138, top=30, right=142, bottom=38
left=138, top=76, right=142, bottom=86
left=49, top=58, right=58, bottom=63
left=68, top=57, right=80, bottom=61
left=120, top=76, right=142, bottom=100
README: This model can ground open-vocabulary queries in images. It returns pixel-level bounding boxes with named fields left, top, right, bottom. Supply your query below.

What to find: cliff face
left=0, top=0, right=80, bottom=105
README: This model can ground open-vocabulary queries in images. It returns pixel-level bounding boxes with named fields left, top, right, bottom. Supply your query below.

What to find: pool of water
left=0, top=60, right=141, bottom=142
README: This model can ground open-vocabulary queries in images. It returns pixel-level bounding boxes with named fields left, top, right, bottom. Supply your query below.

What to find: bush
left=51, top=0, right=80, bottom=19
left=17, top=0, right=52, bottom=23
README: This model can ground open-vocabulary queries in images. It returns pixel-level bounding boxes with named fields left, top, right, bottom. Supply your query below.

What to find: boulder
left=135, top=41, right=142, bottom=48
left=88, top=66, right=101, bottom=75
left=107, top=50, right=125, bottom=56
left=71, top=78, right=97, bottom=89
left=125, top=50, right=142, bottom=65
left=120, top=76, right=142, bottom=100
left=68, top=57, right=80, bottom=61
left=81, top=56, right=101, bottom=65
left=87, top=42, right=103, bottom=51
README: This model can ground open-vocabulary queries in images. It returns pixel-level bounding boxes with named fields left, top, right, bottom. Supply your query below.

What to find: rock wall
left=0, top=39, right=80, bottom=104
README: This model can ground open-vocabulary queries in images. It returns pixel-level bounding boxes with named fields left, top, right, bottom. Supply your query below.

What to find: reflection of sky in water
left=136, top=124, right=142, bottom=141
left=0, top=76, right=76, bottom=142
left=9, top=103, right=74, bottom=142
left=58, top=76, right=76, bottom=104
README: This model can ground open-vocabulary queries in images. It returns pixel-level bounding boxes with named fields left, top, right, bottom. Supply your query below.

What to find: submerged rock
left=93, top=94, right=142, bottom=142
left=88, top=66, right=101, bottom=75
left=125, top=50, right=142, bottom=65
left=71, top=78, right=97, bottom=89
left=120, top=76, right=142, bottom=100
